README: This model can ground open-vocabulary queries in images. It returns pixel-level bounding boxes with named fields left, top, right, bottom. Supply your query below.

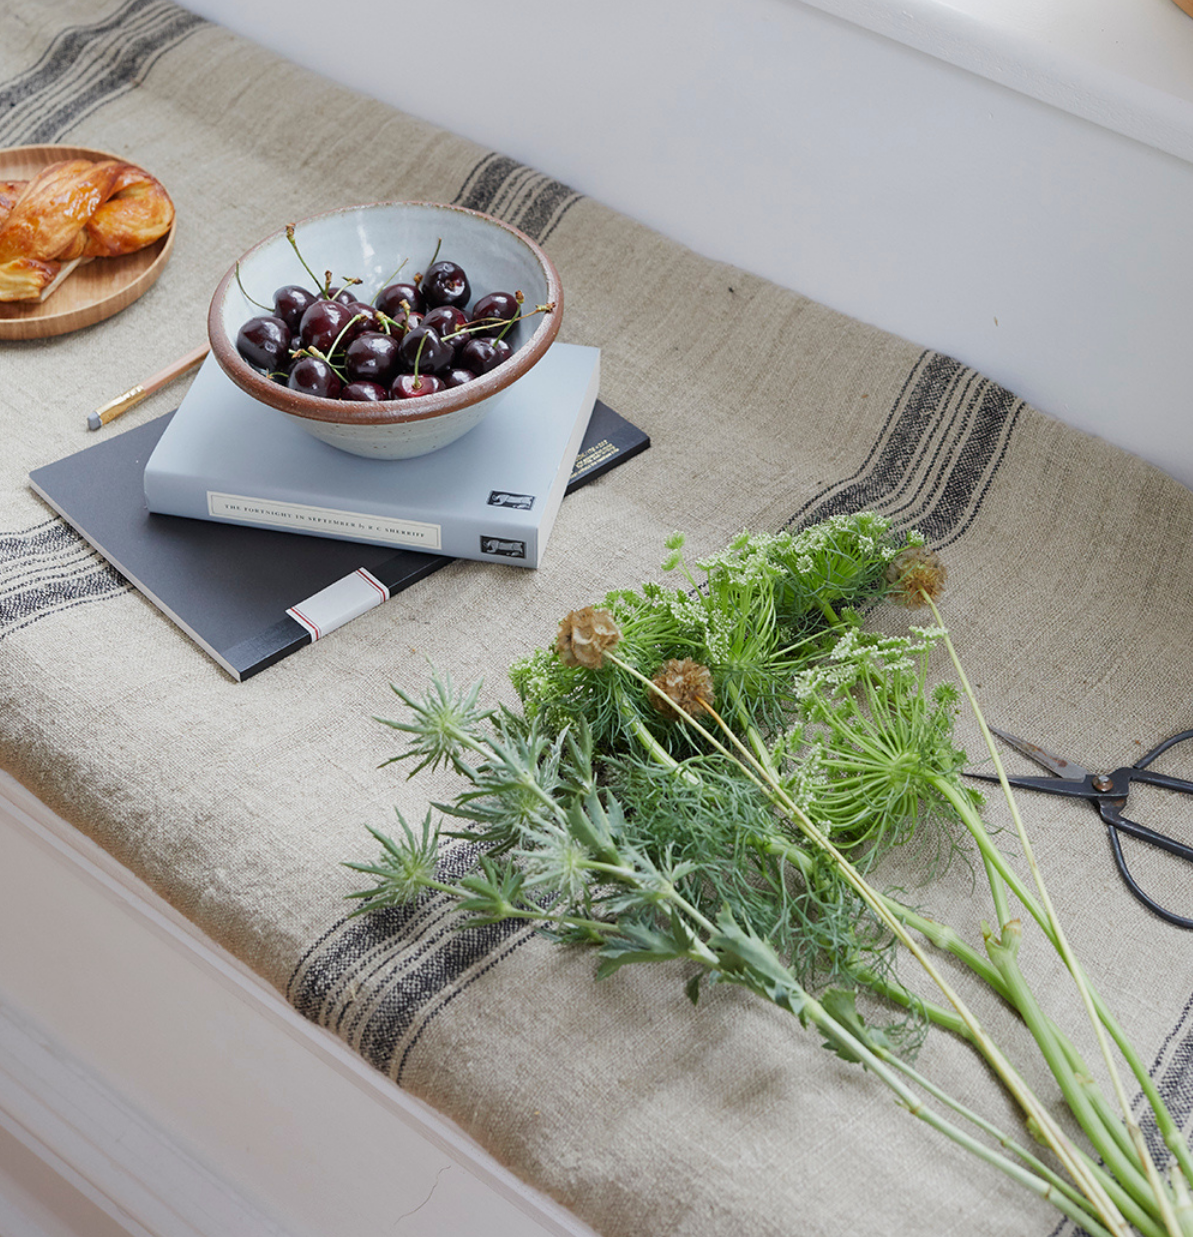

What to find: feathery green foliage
left=345, top=513, right=1192, bottom=1237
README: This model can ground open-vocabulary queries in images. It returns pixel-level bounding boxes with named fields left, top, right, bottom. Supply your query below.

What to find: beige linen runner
left=2, top=3, right=1191, bottom=1234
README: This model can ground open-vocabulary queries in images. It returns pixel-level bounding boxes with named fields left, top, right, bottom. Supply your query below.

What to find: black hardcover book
left=29, top=400, right=649, bottom=680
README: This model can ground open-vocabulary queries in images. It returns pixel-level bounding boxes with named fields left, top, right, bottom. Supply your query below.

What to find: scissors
left=967, top=727, right=1193, bottom=930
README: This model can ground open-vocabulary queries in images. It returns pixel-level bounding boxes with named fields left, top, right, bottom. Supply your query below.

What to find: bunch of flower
left=346, top=512, right=1191, bottom=1237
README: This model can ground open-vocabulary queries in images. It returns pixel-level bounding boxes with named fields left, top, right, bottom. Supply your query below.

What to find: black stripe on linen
left=0, top=0, right=206, bottom=147
left=784, top=350, right=1022, bottom=548
left=453, top=152, right=582, bottom=245
left=0, top=519, right=128, bottom=641
left=287, top=840, right=534, bottom=1083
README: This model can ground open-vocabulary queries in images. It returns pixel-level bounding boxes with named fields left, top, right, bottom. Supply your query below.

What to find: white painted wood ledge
left=0, top=770, right=595, bottom=1237
left=803, top=0, right=1193, bottom=163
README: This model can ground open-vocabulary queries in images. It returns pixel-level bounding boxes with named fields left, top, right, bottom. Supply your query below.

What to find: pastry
left=0, top=156, right=173, bottom=302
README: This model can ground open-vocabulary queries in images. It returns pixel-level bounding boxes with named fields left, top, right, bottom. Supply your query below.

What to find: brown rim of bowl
left=207, top=201, right=563, bottom=426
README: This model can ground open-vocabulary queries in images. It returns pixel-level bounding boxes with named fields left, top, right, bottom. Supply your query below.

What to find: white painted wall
left=177, top=0, right=1193, bottom=490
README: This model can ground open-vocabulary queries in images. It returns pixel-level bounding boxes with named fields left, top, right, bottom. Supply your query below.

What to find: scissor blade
left=967, top=771, right=1098, bottom=798
left=988, top=727, right=1092, bottom=780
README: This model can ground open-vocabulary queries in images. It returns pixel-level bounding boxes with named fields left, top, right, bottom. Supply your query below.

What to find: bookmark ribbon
left=286, top=568, right=390, bottom=641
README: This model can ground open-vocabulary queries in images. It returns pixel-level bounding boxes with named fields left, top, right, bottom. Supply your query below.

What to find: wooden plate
left=0, top=144, right=175, bottom=341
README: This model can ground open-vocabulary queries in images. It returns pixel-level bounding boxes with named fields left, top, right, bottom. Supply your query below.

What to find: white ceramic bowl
left=207, top=201, right=563, bottom=459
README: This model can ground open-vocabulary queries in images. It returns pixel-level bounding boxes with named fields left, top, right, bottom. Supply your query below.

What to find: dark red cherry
left=398, top=325, right=453, bottom=374
left=458, top=336, right=512, bottom=375
left=442, top=366, right=478, bottom=388
left=422, top=305, right=469, bottom=355
left=469, top=291, right=519, bottom=338
left=376, top=282, right=424, bottom=319
left=345, top=331, right=401, bottom=384
left=391, top=373, right=444, bottom=399
left=341, top=380, right=390, bottom=402
left=420, top=260, right=470, bottom=310
left=343, top=301, right=382, bottom=333
left=236, top=314, right=291, bottom=372
left=299, top=299, right=360, bottom=353
left=288, top=355, right=342, bottom=399
left=272, top=286, right=318, bottom=333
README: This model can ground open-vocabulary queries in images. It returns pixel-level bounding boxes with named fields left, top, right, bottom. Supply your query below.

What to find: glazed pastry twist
left=0, top=157, right=173, bottom=302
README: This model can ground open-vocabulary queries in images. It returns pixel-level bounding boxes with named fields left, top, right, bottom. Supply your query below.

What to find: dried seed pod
left=649, top=658, right=715, bottom=720
left=556, top=606, right=621, bottom=670
left=885, top=546, right=947, bottom=607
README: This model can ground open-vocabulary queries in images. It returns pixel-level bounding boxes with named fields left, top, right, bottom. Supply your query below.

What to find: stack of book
left=29, top=344, right=649, bottom=680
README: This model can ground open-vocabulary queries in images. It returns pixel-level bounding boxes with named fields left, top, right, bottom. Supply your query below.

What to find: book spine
left=143, top=472, right=542, bottom=568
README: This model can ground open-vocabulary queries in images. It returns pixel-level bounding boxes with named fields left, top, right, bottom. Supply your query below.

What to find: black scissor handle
left=1104, top=818, right=1193, bottom=930
left=1101, top=730, right=1193, bottom=927
left=1099, top=797, right=1193, bottom=864
left=1133, top=727, right=1193, bottom=774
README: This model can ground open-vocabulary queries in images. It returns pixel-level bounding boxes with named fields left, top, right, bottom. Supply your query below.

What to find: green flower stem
left=888, top=852, right=1152, bottom=1200
left=881, top=880, right=1158, bottom=1217
left=851, top=967, right=973, bottom=1040
left=877, top=1047, right=1114, bottom=1237
left=654, top=872, right=1117, bottom=1237
left=924, top=598, right=1190, bottom=1236
left=1173, top=1173, right=1193, bottom=1237
left=779, top=811, right=1128, bottom=1233
left=724, top=678, right=777, bottom=771
left=983, top=850, right=1014, bottom=933
left=607, top=848, right=1123, bottom=1237
left=884, top=840, right=1168, bottom=1225
left=797, top=993, right=1115, bottom=1237
left=1053, top=1030, right=1142, bottom=1171
left=746, top=764, right=1131, bottom=1231
left=986, top=920, right=1168, bottom=1232
left=612, top=658, right=1131, bottom=1234
left=629, top=715, right=687, bottom=772
left=671, top=879, right=1117, bottom=1237
left=931, top=773, right=1193, bottom=1233
left=877, top=898, right=1011, bottom=999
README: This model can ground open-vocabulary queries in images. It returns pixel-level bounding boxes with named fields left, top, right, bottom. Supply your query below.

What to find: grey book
left=143, top=344, right=600, bottom=569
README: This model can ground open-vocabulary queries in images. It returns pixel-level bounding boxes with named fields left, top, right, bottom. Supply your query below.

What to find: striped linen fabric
left=2, top=4, right=1192, bottom=1236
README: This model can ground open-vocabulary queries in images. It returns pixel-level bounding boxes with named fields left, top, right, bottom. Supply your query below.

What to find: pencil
left=87, top=343, right=211, bottom=430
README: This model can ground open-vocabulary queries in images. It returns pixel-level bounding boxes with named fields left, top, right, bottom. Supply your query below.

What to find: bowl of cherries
left=207, top=201, right=563, bottom=459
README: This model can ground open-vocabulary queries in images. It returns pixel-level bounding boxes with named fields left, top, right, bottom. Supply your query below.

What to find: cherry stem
left=319, top=312, right=366, bottom=371
left=285, top=224, right=332, bottom=298
left=417, top=238, right=443, bottom=288
left=234, top=261, right=272, bottom=312
left=436, top=298, right=554, bottom=350
left=300, top=346, right=348, bottom=380
left=370, top=258, right=410, bottom=306
left=411, top=330, right=429, bottom=382
left=497, top=300, right=554, bottom=343
left=377, top=300, right=413, bottom=337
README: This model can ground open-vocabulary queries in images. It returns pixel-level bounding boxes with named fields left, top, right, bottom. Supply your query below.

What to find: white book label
left=207, top=492, right=442, bottom=549
left=286, top=568, right=391, bottom=640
